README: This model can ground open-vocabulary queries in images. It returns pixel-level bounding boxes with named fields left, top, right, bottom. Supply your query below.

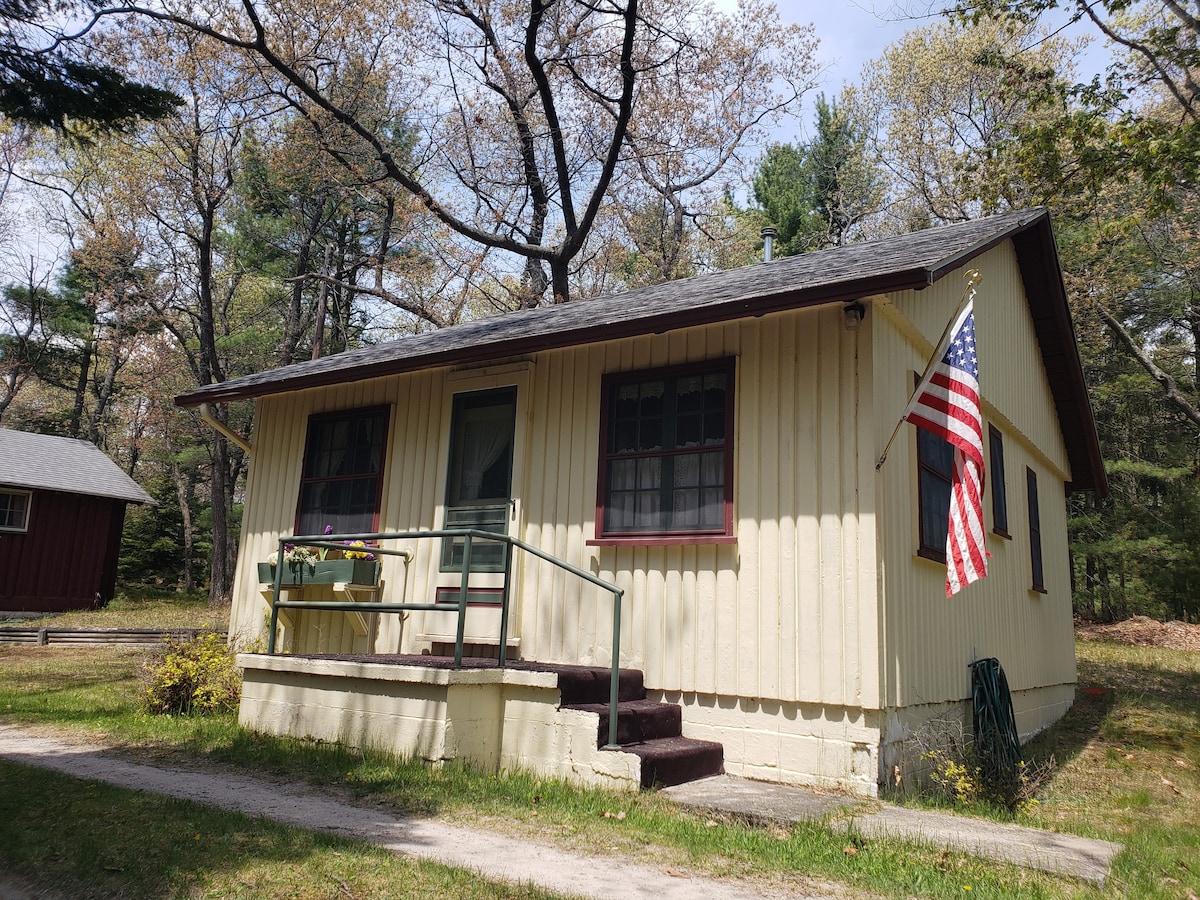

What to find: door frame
left=420, top=361, right=533, bottom=648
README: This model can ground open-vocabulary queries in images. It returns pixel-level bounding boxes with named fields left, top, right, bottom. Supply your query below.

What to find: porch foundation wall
left=237, top=655, right=642, bottom=790
left=651, top=690, right=883, bottom=797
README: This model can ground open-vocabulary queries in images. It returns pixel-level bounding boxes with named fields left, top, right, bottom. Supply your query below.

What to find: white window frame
left=0, top=488, right=32, bottom=533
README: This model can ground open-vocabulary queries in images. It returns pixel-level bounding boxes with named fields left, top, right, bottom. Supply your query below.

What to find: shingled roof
left=176, top=207, right=1105, bottom=494
left=0, top=428, right=155, bottom=505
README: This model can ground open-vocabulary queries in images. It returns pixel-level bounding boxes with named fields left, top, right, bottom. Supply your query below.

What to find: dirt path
left=0, top=725, right=835, bottom=900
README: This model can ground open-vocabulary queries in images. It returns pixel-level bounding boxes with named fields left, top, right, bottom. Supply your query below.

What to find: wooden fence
left=0, top=627, right=227, bottom=647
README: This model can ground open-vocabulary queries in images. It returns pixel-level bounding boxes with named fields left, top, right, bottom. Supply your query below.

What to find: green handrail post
left=454, top=533, right=473, bottom=667
left=267, top=537, right=286, bottom=655
left=498, top=538, right=514, bottom=668
left=607, top=586, right=623, bottom=749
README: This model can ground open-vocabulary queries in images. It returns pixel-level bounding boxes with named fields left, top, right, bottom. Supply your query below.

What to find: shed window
left=989, top=425, right=1009, bottom=537
left=296, top=407, right=389, bottom=536
left=1027, top=467, right=1045, bottom=592
left=596, top=359, right=734, bottom=541
left=0, top=489, right=31, bottom=532
left=916, top=427, right=953, bottom=562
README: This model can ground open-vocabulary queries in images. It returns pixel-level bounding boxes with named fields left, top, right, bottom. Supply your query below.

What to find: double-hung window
left=296, top=407, right=389, bottom=536
left=596, top=359, right=734, bottom=541
left=916, top=427, right=953, bottom=562
left=0, top=489, right=31, bottom=533
left=1027, top=467, right=1045, bottom=591
left=988, top=425, right=1010, bottom=537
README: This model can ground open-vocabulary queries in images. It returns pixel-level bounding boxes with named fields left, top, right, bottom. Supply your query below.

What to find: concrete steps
left=557, top=666, right=724, bottom=789
left=276, top=653, right=724, bottom=790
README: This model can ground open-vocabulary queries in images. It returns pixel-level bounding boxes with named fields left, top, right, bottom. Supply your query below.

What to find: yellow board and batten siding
left=230, top=304, right=880, bottom=714
left=873, top=243, right=1076, bottom=728
left=229, top=236, right=1073, bottom=768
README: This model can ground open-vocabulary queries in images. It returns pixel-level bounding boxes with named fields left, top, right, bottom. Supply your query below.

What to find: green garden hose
left=969, top=657, right=1022, bottom=785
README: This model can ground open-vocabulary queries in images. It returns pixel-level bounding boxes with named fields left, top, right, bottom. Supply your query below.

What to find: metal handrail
left=264, top=529, right=625, bottom=748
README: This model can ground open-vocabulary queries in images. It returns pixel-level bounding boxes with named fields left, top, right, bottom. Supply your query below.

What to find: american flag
left=904, top=301, right=988, bottom=596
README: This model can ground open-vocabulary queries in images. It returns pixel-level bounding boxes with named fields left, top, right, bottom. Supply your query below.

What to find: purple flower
left=324, top=525, right=334, bottom=535
left=283, top=543, right=295, bottom=553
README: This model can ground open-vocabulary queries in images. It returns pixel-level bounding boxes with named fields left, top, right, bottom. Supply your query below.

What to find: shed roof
left=0, top=428, right=156, bottom=505
left=176, top=207, right=1105, bottom=494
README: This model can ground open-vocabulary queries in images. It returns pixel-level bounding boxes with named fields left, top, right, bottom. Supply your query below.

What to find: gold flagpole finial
left=965, top=269, right=982, bottom=287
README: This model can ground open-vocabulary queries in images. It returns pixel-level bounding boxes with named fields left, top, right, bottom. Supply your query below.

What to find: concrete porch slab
left=663, top=772, right=860, bottom=825
left=662, top=775, right=1122, bottom=885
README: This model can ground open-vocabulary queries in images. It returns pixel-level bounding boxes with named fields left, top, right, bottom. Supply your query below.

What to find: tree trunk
left=68, top=335, right=94, bottom=439
left=171, top=458, right=196, bottom=593
left=87, top=320, right=125, bottom=446
left=1086, top=554, right=1097, bottom=619
left=209, top=430, right=231, bottom=606
left=195, top=206, right=234, bottom=607
left=281, top=201, right=327, bottom=365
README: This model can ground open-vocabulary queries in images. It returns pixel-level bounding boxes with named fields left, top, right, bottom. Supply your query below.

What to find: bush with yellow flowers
left=142, top=631, right=241, bottom=715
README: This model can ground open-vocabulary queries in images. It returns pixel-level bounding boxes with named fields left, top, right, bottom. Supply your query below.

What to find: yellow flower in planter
left=342, top=540, right=374, bottom=560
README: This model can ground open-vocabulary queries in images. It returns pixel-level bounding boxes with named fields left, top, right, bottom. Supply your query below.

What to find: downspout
left=199, top=403, right=252, bottom=455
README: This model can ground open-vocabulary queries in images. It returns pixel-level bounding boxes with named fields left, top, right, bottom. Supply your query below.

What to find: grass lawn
left=0, top=603, right=1197, bottom=899
left=0, top=759, right=565, bottom=900
left=1, top=591, right=230, bottom=630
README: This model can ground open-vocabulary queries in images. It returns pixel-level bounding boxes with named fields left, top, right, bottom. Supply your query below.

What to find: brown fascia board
left=1010, top=221, right=1108, bottom=497
left=927, top=209, right=1107, bottom=495
left=175, top=265, right=935, bottom=408
left=175, top=208, right=1106, bottom=495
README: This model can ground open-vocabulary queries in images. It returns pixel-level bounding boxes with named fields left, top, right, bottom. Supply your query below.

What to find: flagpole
left=875, top=269, right=982, bottom=471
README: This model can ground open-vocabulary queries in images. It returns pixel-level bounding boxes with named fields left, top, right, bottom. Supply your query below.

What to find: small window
left=596, top=359, right=734, bottom=541
left=296, top=407, right=389, bottom=536
left=1027, top=467, right=1045, bottom=592
left=989, top=425, right=1009, bottom=537
left=917, top=427, right=953, bottom=562
left=0, top=489, right=31, bottom=532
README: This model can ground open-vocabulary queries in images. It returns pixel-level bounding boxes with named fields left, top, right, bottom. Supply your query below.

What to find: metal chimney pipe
left=761, top=226, right=777, bottom=262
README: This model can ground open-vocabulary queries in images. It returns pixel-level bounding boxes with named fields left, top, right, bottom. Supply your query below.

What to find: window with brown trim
left=916, top=426, right=953, bottom=562
left=595, top=359, right=734, bottom=541
left=989, top=424, right=1010, bottom=538
left=296, top=407, right=389, bottom=536
left=1027, top=466, right=1045, bottom=591
left=0, top=488, right=31, bottom=532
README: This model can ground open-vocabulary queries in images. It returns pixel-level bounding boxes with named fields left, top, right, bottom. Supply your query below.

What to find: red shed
left=0, top=428, right=155, bottom=615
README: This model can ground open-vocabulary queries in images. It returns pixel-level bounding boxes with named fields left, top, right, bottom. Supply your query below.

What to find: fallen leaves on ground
left=1076, top=616, right=1200, bottom=652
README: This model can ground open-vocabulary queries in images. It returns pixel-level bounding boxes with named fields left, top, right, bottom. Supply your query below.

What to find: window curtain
left=460, top=416, right=514, bottom=501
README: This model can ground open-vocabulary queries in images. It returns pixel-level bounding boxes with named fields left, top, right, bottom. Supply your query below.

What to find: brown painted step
left=620, top=736, right=725, bottom=789
left=547, top=663, right=646, bottom=705
left=568, top=698, right=682, bottom=747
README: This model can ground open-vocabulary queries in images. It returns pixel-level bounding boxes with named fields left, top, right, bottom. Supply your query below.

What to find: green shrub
left=141, top=632, right=241, bottom=715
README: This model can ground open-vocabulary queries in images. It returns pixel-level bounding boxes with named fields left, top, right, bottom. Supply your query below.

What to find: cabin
left=0, top=428, right=155, bottom=615
left=176, top=208, right=1105, bottom=795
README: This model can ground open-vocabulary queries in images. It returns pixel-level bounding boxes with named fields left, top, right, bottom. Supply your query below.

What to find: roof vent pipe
left=761, top=226, right=777, bottom=263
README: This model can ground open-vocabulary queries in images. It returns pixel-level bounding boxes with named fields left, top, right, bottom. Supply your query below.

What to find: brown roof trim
left=175, top=208, right=1105, bottom=494
left=177, top=267, right=935, bottom=408
left=1009, top=223, right=1108, bottom=496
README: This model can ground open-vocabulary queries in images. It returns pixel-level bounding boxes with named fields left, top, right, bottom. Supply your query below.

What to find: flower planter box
left=257, top=559, right=380, bottom=586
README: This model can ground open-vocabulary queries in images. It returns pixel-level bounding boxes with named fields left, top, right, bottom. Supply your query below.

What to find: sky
left=730, top=0, right=937, bottom=143
left=741, top=0, right=1113, bottom=145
